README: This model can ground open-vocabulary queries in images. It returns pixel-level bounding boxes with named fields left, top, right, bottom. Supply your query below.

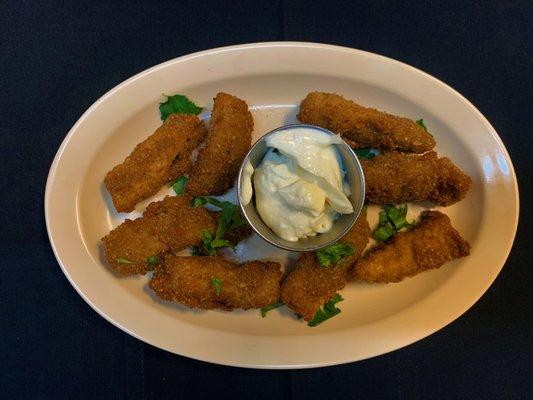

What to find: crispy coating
left=361, top=151, right=471, bottom=206
left=354, top=211, right=470, bottom=283
left=150, top=256, right=282, bottom=310
left=186, top=92, right=253, bottom=196
left=104, top=114, right=207, bottom=212
left=281, top=213, right=371, bottom=321
left=298, top=92, right=435, bottom=153
left=102, top=196, right=216, bottom=276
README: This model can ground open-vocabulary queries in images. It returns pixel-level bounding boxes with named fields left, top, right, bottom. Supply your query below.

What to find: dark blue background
left=1, top=1, right=531, bottom=399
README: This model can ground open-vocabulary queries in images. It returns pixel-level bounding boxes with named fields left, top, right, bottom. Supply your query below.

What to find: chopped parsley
left=373, top=204, right=410, bottom=242
left=159, top=94, right=203, bottom=120
left=374, top=222, right=396, bottom=242
left=416, top=118, right=433, bottom=136
left=385, top=204, right=410, bottom=230
left=211, top=277, right=222, bottom=297
left=190, top=196, right=208, bottom=208
left=416, top=118, right=427, bottom=131
left=116, top=258, right=133, bottom=264
left=193, top=197, right=246, bottom=255
left=147, top=256, right=159, bottom=267
left=191, top=196, right=229, bottom=210
left=353, top=148, right=376, bottom=160
left=316, top=243, right=355, bottom=267
left=307, top=294, right=344, bottom=327
left=200, top=229, right=232, bottom=256
left=260, top=301, right=284, bottom=317
left=172, top=176, right=188, bottom=195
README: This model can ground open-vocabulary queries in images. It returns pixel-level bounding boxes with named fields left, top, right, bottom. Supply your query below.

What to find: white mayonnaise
left=244, top=127, right=353, bottom=242
left=239, top=160, right=254, bottom=205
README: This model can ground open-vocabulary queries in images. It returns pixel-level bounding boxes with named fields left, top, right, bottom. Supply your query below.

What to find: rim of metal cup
left=237, top=123, right=366, bottom=252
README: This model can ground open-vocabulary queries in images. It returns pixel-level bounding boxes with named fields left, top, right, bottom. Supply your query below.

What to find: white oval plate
left=45, top=42, right=519, bottom=369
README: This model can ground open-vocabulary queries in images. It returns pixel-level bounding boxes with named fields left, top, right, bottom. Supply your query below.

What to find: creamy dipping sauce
left=240, top=127, right=353, bottom=242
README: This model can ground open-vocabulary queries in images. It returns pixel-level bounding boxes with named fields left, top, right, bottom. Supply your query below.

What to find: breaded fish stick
left=186, top=92, right=253, bottom=196
left=354, top=211, right=470, bottom=283
left=361, top=151, right=471, bottom=206
left=281, top=213, right=370, bottom=321
left=105, top=114, right=207, bottom=212
left=150, top=256, right=282, bottom=310
left=102, top=196, right=217, bottom=276
left=298, top=92, right=435, bottom=153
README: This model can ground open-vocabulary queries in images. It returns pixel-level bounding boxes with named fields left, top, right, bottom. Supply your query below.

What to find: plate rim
left=45, top=41, right=520, bottom=369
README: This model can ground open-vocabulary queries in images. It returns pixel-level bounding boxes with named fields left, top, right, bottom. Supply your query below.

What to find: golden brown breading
left=361, top=151, right=471, bottom=206
left=150, top=256, right=282, bottom=310
left=101, top=218, right=169, bottom=276
left=102, top=196, right=217, bottom=276
left=104, top=114, right=207, bottom=212
left=281, top=213, right=371, bottom=321
left=354, top=210, right=470, bottom=283
left=298, top=92, right=435, bottom=153
left=186, top=92, right=253, bottom=196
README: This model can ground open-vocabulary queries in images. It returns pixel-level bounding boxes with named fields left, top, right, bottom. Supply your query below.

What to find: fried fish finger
left=298, top=92, right=435, bottom=153
left=150, top=256, right=282, bottom=310
left=361, top=151, right=471, bottom=206
left=354, top=210, right=470, bottom=283
left=186, top=92, right=253, bottom=196
left=104, top=114, right=207, bottom=212
left=281, top=213, right=370, bottom=321
left=102, top=196, right=216, bottom=276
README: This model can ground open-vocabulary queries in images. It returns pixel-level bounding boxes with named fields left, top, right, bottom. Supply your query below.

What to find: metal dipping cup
left=237, top=124, right=365, bottom=252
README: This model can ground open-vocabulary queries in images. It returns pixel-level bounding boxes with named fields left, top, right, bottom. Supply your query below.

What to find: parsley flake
left=373, top=222, right=396, bottom=242
left=172, top=176, right=188, bottom=195
left=416, top=118, right=427, bottom=131
left=260, top=301, right=284, bottom=317
left=116, top=258, right=133, bottom=264
left=147, top=256, right=159, bottom=267
left=193, top=197, right=246, bottom=255
left=211, top=277, right=222, bottom=297
left=159, top=94, right=203, bottom=120
left=190, top=196, right=208, bottom=208
left=316, top=243, right=354, bottom=267
left=353, top=148, right=376, bottom=160
left=373, top=204, right=411, bottom=242
left=307, top=294, right=344, bottom=327
left=416, top=118, right=433, bottom=136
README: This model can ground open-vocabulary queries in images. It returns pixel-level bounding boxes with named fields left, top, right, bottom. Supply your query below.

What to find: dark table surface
left=1, top=1, right=532, bottom=399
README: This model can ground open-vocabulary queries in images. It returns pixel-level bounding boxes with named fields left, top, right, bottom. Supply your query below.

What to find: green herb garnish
left=353, top=148, right=376, bottom=160
left=211, top=277, right=222, bottom=297
left=147, top=256, right=159, bottom=267
left=116, top=258, right=133, bottom=264
left=193, top=197, right=246, bottom=255
left=172, top=176, right=188, bottom=195
left=373, top=204, right=411, bottom=242
left=373, top=222, right=396, bottom=242
left=416, top=118, right=427, bottom=131
left=384, top=204, right=409, bottom=230
left=307, top=294, right=344, bottom=327
left=260, top=301, right=284, bottom=317
left=316, top=243, right=355, bottom=267
left=191, top=196, right=230, bottom=210
left=159, top=94, right=203, bottom=120
left=416, top=118, right=433, bottom=136
left=191, top=196, right=208, bottom=208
